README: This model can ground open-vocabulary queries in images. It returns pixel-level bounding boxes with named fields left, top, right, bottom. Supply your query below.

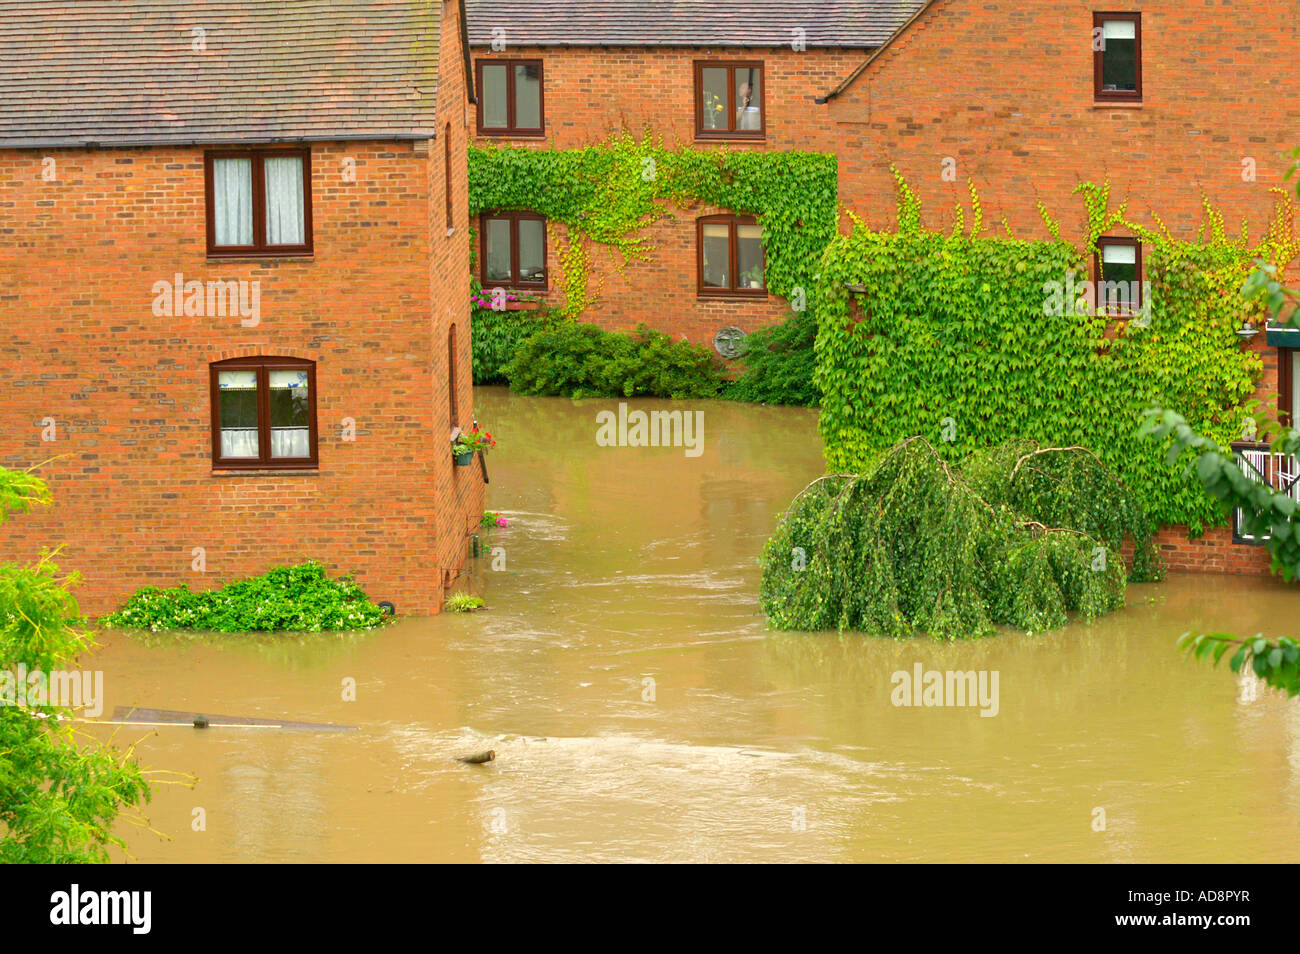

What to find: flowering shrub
left=480, top=511, right=509, bottom=528
left=101, top=561, right=390, bottom=633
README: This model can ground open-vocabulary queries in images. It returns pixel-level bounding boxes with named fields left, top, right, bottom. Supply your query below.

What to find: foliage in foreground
left=503, top=320, right=725, bottom=400
left=759, top=438, right=1158, bottom=638
left=102, top=561, right=390, bottom=633
left=1179, top=632, right=1300, bottom=698
left=1146, top=144, right=1300, bottom=699
left=0, top=465, right=152, bottom=862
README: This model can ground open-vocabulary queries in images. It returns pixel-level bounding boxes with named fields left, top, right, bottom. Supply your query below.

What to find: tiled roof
left=0, top=0, right=443, bottom=149
left=465, top=0, right=925, bottom=48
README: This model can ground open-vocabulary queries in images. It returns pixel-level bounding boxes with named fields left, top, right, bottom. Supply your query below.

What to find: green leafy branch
left=1179, top=631, right=1300, bottom=698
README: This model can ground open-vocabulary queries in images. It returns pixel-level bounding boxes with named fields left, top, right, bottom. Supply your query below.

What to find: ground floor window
left=1094, top=236, right=1142, bottom=315
left=1281, top=347, right=1298, bottom=428
left=480, top=212, right=547, bottom=288
left=698, top=214, right=765, bottom=296
left=210, top=356, right=318, bottom=469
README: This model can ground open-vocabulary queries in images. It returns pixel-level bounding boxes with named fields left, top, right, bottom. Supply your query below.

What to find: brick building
left=465, top=0, right=1300, bottom=573
left=0, top=0, right=484, bottom=615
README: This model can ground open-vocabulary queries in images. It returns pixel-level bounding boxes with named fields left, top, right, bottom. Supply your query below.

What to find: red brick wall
left=0, top=9, right=481, bottom=616
left=467, top=4, right=1300, bottom=576
left=829, top=0, right=1300, bottom=243
left=469, top=44, right=863, bottom=348
left=436, top=0, right=488, bottom=598
left=828, top=0, right=1299, bottom=577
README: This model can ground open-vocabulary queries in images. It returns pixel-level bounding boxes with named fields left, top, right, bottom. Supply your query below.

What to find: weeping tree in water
left=759, top=438, right=1160, bottom=638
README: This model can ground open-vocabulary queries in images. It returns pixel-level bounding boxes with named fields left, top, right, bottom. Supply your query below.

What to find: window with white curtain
left=212, top=158, right=253, bottom=247
left=207, top=149, right=312, bottom=255
left=211, top=358, right=317, bottom=469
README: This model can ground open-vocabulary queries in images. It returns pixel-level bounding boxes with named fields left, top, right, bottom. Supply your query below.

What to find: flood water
left=95, top=386, right=1300, bottom=863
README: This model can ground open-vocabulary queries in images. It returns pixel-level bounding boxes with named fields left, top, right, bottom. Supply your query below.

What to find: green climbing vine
left=814, top=174, right=1299, bottom=532
left=468, top=135, right=838, bottom=320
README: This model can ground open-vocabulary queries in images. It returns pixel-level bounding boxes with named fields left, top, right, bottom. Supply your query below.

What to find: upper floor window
left=480, top=212, right=547, bottom=288
left=476, top=59, right=544, bottom=136
left=698, top=214, right=765, bottom=297
left=210, top=356, right=318, bottom=470
left=1094, top=237, right=1142, bottom=314
left=1093, top=13, right=1141, bottom=101
left=205, top=149, right=313, bottom=257
left=695, top=61, right=764, bottom=139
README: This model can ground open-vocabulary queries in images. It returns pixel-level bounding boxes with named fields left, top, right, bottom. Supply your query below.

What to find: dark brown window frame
left=479, top=211, right=548, bottom=289
left=474, top=58, right=545, bottom=137
left=1093, top=235, right=1143, bottom=316
left=694, top=60, right=766, bottom=140
left=209, top=356, right=319, bottom=471
left=204, top=148, right=313, bottom=258
left=1093, top=12, right=1142, bottom=102
left=697, top=213, right=766, bottom=298
left=1281, top=347, right=1296, bottom=429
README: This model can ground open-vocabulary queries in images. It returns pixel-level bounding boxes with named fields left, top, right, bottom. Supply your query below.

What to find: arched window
left=210, top=356, right=317, bottom=469
left=444, top=122, right=454, bottom=232
left=447, top=324, right=459, bottom=430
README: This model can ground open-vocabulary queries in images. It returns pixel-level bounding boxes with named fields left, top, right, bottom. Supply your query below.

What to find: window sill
left=694, top=135, right=766, bottom=144
left=481, top=286, right=549, bottom=297
left=211, top=468, right=320, bottom=477
left=476, top=132, right=547, bottom=140
left=1092, top=100, right=1143, bottom=109
left=698, top=292, right=768, bottom=301
left=206, top=254, right=314, bottom=264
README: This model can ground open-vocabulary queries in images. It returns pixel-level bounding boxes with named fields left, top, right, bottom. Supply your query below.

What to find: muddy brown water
left=91, top=386, right=1300, bottom=862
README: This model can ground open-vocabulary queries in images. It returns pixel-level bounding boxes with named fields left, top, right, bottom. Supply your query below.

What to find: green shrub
left=444, top=593, right=485, bottom=613
left=470, top=286, right=552, bottom=385
left=504, top=321, right=725, bottom=399
left=102, top=561, right=390, bottom=633
left=759, top=439, right=1149, bottom=637
left=724, top=309, right=820, bottom=407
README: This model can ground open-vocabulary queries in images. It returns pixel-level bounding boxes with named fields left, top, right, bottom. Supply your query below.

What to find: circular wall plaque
left=713, top=326, right=748, bottom=359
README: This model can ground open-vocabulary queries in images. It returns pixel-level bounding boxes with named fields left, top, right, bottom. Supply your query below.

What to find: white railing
left=1231, top=442, right=1300, bottom=543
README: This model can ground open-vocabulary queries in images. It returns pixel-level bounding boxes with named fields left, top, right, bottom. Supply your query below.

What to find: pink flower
left=496, top=517, right=509, bottom=527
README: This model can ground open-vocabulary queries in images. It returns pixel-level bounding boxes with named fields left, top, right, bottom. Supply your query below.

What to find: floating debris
left=105, top=706, right=357, bottom=732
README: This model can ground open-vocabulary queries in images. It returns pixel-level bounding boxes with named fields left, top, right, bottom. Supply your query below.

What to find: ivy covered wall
left=467, top=136, right=838, bottom=322
left=815, top=176, right=1299, bottom=532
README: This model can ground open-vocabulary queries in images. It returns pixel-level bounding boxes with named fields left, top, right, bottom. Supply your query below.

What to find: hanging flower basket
left=452, top=427, right=497, bottom=466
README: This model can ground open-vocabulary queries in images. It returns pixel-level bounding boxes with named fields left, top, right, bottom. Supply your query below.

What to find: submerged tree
left=0, top=465, right=155, bottom=862
left=759, top=438, right=1159, bottom=638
